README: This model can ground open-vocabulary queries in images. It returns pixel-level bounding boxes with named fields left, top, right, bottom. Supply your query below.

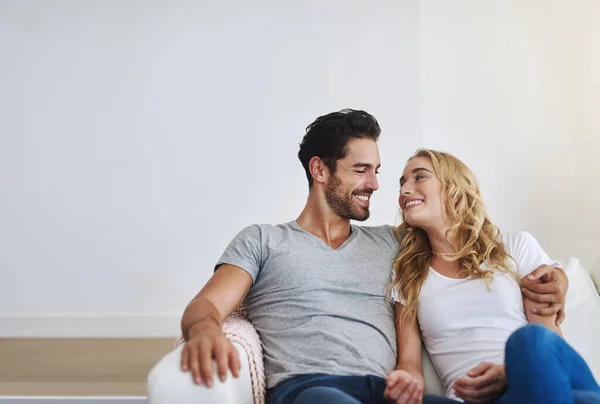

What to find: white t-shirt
left=395, top=231, right=556, bottom=398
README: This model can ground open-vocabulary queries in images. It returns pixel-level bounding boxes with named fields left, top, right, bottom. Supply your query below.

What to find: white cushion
left=560, top=257, right=600, bottom=382
left=422, top=343, right=444, bottom=395
left=590, top=259, right=600, bottom=291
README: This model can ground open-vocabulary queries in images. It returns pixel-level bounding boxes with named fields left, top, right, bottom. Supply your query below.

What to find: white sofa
left=147, top=257, right=600, bottom=404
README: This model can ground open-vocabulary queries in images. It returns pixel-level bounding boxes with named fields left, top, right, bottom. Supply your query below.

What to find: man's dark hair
left=298, top=109, right=381, bottom=188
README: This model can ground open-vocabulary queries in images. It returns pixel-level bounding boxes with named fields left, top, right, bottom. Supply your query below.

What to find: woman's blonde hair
left=389, top=149, right=515, bottom=327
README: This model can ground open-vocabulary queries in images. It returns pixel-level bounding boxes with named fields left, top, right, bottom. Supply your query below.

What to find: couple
left=147, top=109, right=599, bottom=403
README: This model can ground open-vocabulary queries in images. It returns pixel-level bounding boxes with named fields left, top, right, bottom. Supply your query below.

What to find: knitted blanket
left=174, top=307, right=266, bottom=404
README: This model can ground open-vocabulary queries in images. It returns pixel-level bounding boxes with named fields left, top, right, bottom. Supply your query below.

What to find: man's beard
left=325, top=174, right=370, bottom=221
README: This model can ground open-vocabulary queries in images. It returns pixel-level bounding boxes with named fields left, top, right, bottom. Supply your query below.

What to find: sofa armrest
left=148, top=342, right=254, bottom=404
left=159, top=308, right=264, bottom=404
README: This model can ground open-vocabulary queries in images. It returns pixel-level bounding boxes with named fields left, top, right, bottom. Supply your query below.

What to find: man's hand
left=180, top=321, right=240, bottom=387
left=384, top=369, right=424, bottom=404
left=454, top=362, right=506, bottom=403
left=521, top=264, right=568, bottom=325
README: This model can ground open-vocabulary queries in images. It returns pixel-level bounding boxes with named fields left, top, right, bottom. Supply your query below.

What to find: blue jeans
left=266, top=373, right=457, bottom=404
left=496, top=324, right=600, bottom=404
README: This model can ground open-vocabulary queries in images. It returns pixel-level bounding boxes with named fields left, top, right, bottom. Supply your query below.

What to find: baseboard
left=0, top=315, right=181, bottom=338
left=0, top=398, right=146, bottom=404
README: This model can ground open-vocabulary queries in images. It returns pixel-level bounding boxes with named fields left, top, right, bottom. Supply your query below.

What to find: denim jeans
left=495, top=324, right=600, bottom=404
left=266, top=373, right=457, bottom=404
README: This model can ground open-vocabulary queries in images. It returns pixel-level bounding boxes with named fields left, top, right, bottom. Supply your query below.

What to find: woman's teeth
left=405, top=200, right=423, bottom=208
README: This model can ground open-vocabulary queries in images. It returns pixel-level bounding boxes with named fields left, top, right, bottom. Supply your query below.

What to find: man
left=147, top=109, right=567, bottom=404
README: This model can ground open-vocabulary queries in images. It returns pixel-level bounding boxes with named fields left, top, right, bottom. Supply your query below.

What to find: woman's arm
left=384, top=302, right=425, bottom=404
left=523, top=295, right=563, bottom=337
left=394, top=302, right=425, bottom=384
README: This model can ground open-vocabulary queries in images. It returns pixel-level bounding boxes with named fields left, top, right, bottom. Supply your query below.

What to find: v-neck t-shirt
left=216, top=221, right=400, bottom=388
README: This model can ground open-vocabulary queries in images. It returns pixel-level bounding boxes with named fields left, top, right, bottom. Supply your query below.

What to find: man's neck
left=295, top=192, right=352, bottom=249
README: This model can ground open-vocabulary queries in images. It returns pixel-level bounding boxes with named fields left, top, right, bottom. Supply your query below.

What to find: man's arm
left=521, top=264, right=568, bottom=325
left=181, top=264, right=253, bottom=387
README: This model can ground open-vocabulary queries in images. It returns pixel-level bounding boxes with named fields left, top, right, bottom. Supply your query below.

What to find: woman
left=384, top=149, right=600, bottom=404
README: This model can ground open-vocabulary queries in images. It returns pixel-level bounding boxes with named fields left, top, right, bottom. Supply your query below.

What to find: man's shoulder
left=353, top=224, right=399, bottom=249
left=355, top=223, right=395, bottom=234
left=233, top=221, right=296, bottom=239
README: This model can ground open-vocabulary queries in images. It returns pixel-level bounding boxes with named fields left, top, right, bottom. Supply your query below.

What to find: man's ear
left=309, top=156, right=329, bottom=185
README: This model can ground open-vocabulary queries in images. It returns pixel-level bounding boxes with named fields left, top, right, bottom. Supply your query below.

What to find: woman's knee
left=505, top=324, right=559, bottom=366
left=507, top=324, right=554, bottom=351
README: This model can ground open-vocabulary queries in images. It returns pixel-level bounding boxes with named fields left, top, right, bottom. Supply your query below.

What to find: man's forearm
left=181, top=296, right=222, bottom=340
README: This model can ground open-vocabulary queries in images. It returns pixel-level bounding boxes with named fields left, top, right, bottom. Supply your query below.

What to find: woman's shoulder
left=499, top=230, right=539, bottom=251
left=499, top=231, right=553, bottom=275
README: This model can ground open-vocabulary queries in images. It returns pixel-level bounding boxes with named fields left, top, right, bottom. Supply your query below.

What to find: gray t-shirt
left=216, top=220, right=400, bottom=388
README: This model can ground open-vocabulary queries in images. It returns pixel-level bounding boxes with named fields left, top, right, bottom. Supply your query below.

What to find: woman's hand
left=384, top=369, right=424, bottom=404
left=453, top=362, right=506, bottom=403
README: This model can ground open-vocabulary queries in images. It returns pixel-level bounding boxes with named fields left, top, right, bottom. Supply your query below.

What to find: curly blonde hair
left=389, top=149, right=516, bottom=327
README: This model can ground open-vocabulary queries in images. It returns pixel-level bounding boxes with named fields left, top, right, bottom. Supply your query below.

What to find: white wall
left=0, top=1, right=422, bottom=336
left=418, top=1, right=600, bottom=269
left=3, top=1, right=597, bottom=337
